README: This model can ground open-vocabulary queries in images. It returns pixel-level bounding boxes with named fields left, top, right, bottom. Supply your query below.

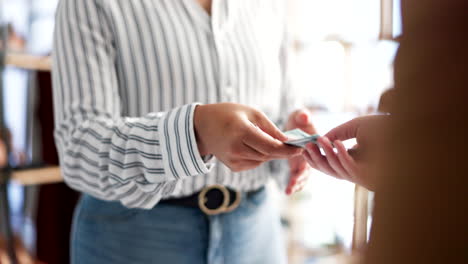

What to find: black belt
left=160, top=185, right=263, bottom=215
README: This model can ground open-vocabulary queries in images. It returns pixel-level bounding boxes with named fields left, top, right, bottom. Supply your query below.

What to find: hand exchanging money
left=303, top=115, right=386, bottom=191
left=194, top=103, right=302, bottom=172
left=284, top=109, right=317, bottom=195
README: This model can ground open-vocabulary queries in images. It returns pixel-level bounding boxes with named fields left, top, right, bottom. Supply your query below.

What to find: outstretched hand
left=302, top=115, right=386, bottom=190
left=194, top=103, right=302, bottom=173
left=284, top=109, right=317, bottom=195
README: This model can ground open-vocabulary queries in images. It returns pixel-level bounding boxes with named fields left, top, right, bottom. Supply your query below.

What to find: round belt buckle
left=198, top=185, right=241, bottom=215
left=223, top=190, right=241, bottom=213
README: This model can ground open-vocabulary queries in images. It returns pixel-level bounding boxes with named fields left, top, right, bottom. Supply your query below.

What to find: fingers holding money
left=243, top=123, right=302, bottom=158
left=194, top=103, right=303, bottom=173
left=303, top=137, right=360, bottom=182
left=228, top=129, right=300, bottom=172
left=251, top=110, right=290, bottom=142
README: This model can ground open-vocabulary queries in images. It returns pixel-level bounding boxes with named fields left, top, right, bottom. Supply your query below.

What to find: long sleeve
left=52, top=0, right=212, bottom=209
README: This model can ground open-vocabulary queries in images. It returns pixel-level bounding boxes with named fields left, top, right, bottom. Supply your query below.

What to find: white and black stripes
left=52, top=0, right=291, bottom=209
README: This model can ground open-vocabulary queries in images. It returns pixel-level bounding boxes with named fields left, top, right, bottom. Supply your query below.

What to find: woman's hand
left=303, top=115, right=387, bottom=191
left=284, top=109, right=316, bottom=195
left=194, top=103, right=302, bottom=172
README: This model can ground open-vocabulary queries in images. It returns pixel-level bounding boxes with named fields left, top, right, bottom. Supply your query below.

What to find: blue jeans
left=71, top=187, right=287, bottom=264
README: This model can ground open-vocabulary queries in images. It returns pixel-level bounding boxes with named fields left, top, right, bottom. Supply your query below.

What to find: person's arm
left=53, top=0, right=299, bottom=209
left=53, top=0, right=208, bottom=209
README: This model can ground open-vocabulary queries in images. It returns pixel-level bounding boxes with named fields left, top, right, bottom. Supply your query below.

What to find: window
left=284, top=0, right=400, bottom=262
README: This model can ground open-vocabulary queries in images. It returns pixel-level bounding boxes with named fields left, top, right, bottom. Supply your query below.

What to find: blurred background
left=281, top=0, right=400, bottom=263
left=0, top=0, right=401, bottom=263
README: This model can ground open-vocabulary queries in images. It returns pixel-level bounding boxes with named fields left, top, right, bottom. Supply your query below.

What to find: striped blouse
left=52, top=0, right=297, bottom=209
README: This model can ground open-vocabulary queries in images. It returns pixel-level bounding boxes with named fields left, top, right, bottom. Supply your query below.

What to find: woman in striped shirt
left=52, top=0, right=316, bottom=263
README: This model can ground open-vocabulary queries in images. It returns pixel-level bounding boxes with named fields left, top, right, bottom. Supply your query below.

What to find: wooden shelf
left=11, top=166, right=62, bottom=186
left=5, top=53, right=51, bottom=72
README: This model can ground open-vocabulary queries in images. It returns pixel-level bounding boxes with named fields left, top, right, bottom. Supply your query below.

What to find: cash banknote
left=284, top=129, right=320, bottom=148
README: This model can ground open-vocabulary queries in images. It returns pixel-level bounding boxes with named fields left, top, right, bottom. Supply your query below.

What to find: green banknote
left=284, top=129, right=320, bottom=148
